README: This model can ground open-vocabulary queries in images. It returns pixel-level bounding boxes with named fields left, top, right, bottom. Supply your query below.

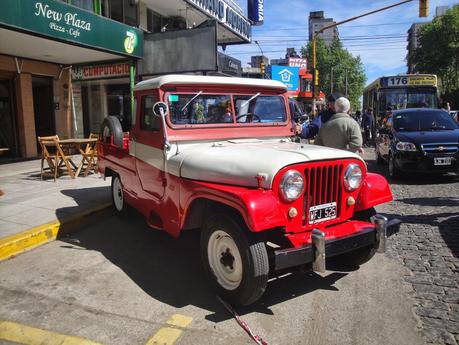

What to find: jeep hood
left=168, top=139, right=362, bottom=189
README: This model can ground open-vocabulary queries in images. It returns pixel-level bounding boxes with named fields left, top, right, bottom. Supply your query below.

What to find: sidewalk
left=0, top=158, right=111, bottom=260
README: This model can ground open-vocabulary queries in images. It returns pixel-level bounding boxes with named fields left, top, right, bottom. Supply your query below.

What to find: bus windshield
left=378, top=88, right=438, bottom=112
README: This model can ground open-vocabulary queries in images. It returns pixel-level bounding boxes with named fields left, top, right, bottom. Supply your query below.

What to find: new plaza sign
left=0, top=0, right=143, bottom=58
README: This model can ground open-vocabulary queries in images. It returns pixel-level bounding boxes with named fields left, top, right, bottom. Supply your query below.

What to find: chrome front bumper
left=274, top=214, right=401, bottom=271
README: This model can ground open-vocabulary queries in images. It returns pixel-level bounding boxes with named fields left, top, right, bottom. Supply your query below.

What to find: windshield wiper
left=181, top=91, right=203, bottom=112
left=240, top=92, right=260, bottom=108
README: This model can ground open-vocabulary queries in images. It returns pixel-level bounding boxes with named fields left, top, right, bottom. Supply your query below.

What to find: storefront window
left=110, top=0, right=123, bottom=22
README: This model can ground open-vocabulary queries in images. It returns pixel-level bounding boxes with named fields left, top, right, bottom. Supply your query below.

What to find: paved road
left=364, top=148, right=459, bottom=345
left=0, top=148, right=457, bottom=345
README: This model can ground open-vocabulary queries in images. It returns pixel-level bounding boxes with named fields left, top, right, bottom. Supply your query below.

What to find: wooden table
left=42, top=138, right=97, bottom=178
left=58, top=138, right=98, bottom=177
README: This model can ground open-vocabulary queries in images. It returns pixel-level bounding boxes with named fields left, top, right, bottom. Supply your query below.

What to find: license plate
left=434, top=157, right=452, bottom=166
left=309, top=202, right=337, bottom=224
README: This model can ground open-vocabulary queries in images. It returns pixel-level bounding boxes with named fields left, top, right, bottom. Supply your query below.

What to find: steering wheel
left=236, top=113, right=262, bottom=123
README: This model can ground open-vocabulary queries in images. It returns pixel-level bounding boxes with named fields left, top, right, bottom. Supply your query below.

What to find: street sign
left=288, top=58, right=307, bottom=69
left=271, top=65, right=299, bottom=91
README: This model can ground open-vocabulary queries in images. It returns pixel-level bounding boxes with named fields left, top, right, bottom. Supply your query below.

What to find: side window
left=141, top=95, right=161, bottom=131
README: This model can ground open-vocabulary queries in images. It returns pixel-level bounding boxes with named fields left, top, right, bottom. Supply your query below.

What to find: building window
left=70, top=0, right=94, bottom=12
left=103, top=0, right=138, bottom=26
left=147, top=9, right=165, bottom=33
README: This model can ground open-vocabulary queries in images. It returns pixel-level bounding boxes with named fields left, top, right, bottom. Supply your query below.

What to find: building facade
left=308, top=11, right=338, bottom=46
left=0, top=0, right=251, bottom=160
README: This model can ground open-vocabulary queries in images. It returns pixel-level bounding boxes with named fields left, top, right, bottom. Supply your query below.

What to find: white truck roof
left=134, top=74, right=288, bottom=92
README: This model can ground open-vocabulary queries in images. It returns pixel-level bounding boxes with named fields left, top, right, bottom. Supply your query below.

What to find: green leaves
left=302, top=37, right=366, bottom=110
left=411, top=5, right=459, bottom=93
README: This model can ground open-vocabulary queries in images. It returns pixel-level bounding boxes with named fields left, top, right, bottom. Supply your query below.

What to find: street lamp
left=255, top=40, right=265, bottom=79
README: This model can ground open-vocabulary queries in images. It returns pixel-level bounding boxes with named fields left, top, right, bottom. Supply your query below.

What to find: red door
left=132, top=92, right=166, bottom=199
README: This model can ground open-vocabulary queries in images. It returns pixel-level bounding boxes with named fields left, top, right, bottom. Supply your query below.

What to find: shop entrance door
left=32, top=76, right=55, bottom=140
left=0, top=79, right=18, bottom=159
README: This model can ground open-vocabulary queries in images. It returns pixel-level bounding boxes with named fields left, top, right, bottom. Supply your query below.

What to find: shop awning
left=0, top=0, right=143, bottom=64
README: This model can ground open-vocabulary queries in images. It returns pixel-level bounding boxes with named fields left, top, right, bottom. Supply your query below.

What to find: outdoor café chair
left=80, top=133, right=99, bottom=176
left=37, top=135, right=75, bottom=181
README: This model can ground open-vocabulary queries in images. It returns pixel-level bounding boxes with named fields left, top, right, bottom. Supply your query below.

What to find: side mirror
left=153, top=102, right=168, bottom=117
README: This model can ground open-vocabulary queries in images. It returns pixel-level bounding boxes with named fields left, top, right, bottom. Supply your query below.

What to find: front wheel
left=111, top=175, right=128, bottom=217
left=201, top=214, right=269, bottom=306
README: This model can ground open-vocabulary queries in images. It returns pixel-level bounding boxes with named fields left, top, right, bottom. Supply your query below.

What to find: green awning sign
left=0, top=0, right=143, bottom=58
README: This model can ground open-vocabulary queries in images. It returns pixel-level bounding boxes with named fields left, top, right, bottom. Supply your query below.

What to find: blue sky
left=223, top=0, right=458, bottom=86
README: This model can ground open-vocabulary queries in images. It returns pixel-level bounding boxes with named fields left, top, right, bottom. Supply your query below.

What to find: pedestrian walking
left=314, top=97, right=363, bottom=153
left=361, top=108, right=374, bottom=146
left=295, top=92, right=344, bottom=139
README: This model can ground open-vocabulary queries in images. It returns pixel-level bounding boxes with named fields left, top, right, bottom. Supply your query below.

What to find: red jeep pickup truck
left=98, top=75, right=399, bottom=306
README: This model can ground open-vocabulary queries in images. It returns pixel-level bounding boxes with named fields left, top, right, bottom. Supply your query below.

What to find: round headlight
left=344, top=164, right=362, bottom=191
left=280, top=170, right=304, bottom=202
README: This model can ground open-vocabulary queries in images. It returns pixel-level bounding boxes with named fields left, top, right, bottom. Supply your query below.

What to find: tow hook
left=312, top=229, right=326, bottom=273
left=371, top=214, right=388, bottom=253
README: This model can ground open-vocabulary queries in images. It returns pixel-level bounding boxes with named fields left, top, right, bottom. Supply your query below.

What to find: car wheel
left=111, top=175, right=128, bottom=217
left=388, top=153, right=400, bottom=179
left=332, top=208, right=377, bottom=267
left=201, top=214, right=269, bottom=306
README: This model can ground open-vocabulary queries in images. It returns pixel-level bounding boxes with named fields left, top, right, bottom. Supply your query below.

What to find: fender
left=180, top=180, right=287, bottom=232
left=355, top=172, right=393, bottom=211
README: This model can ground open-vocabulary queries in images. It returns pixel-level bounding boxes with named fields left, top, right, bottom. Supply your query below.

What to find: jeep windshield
left=167, top=93, right=287, bottom=125
left=394, top=110, right=459, bottom=132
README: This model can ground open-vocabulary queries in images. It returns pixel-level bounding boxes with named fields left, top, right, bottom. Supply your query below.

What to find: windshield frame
left=164, top=91, right=289, bottom=129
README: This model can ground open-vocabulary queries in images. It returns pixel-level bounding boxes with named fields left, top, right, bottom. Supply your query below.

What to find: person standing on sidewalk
left=361, top=108, right=374, bottom=146
left=314, top=97, right=363, bottom=153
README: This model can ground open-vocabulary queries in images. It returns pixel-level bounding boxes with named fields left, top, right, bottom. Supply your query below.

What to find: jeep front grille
left=303, top=163, right=343, bottom=226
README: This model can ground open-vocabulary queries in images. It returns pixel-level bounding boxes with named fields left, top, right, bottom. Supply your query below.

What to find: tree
left=410, top=5, right=459, bottom=94
left=301, top=37, right=366, bottom=111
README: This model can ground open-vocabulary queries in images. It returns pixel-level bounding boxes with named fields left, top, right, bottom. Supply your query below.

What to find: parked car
left=375, top=108, right=459, bottom=178
left=98, top=75, right=399, bottom=306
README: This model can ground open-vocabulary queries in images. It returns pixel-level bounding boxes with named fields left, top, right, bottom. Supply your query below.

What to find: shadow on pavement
left=56, top=189, right=349, bottom=322
left=439, top=215, right=459, bottom=258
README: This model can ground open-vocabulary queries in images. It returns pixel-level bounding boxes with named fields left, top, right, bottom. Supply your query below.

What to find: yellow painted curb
left=0, top=202, right=111, bottom=262
left=0, top=320, right=105, bottom=345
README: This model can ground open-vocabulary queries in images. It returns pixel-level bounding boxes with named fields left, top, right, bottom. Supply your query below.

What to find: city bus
left=363, top=74, right=439, bottom=125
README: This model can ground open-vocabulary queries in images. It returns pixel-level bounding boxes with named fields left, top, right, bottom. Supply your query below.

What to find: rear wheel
left=201, top=214, right=269, bottom=306
left=333, top=208, right=377, bottom=267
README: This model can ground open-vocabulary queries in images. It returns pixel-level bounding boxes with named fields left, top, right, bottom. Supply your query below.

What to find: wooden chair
left=37, top=136, right=75, bottom=181
left=38, top=135, right=60, bottom=181
left=81, top=133, right=99, bottom=176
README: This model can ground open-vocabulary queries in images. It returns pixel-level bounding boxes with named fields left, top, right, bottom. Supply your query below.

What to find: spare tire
left=100, top=116, right=124, bottom=148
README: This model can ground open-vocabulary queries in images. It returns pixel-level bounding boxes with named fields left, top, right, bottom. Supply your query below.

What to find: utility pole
left=312, top=0, right=416, bottom=99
